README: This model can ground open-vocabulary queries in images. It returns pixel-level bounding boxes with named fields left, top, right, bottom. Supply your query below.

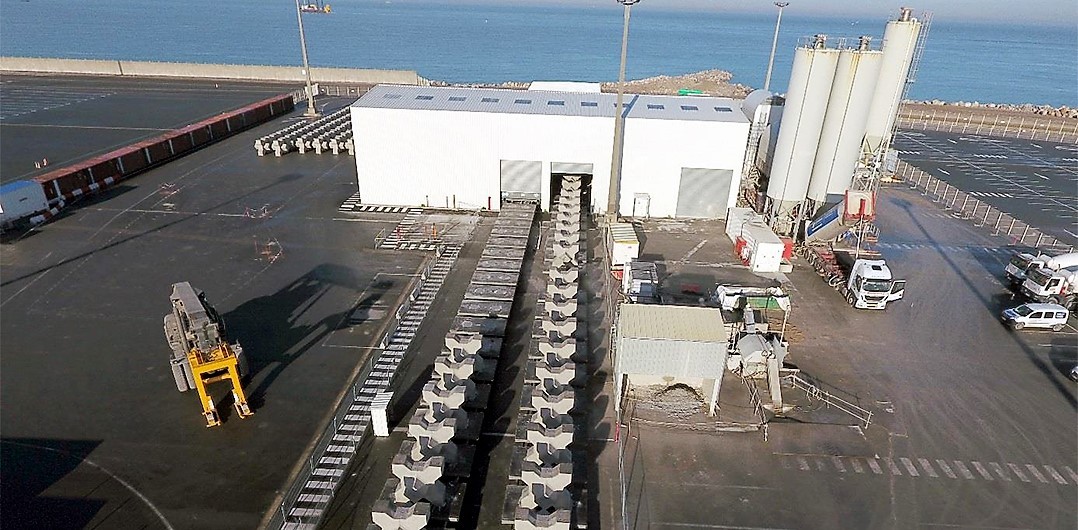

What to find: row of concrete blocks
left=294, top=129, right=353, bottom=156
left=373, top=207, right=536, bottom=530
left=506, top=179, right=585, bottom=529
left=254, top=107, right=350, bottom=157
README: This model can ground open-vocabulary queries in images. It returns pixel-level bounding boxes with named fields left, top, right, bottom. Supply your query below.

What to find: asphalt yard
left=0, top=74, right=298, bottom=184
left=893, top=129, right=1078, bottom=244
left=0, top=87, right=421, bottom=529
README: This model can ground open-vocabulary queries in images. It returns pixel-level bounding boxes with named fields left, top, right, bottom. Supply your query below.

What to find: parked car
left=1000, top=303, right=1070, bottom=331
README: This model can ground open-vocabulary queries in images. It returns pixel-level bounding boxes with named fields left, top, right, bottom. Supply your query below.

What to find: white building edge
left=350, top=84, right=751, bottom=219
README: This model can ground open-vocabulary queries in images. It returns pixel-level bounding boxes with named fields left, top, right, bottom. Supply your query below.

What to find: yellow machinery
left=164, top=282, right=253, bottom=427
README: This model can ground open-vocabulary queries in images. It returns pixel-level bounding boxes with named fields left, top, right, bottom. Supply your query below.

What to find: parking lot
left=893, top=130, right=1078, bottom=244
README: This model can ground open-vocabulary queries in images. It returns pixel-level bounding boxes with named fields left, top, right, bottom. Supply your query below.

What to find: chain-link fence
left=897, top=107, right=1078, bottom=143
left=894, top=160, right=1075, bottom=253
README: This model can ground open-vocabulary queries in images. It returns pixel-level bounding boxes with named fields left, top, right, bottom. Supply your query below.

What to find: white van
left=1001, top=303, right=1070, bottom=331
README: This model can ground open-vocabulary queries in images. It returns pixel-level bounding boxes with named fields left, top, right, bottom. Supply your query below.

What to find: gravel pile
left=634, top=384, right=705, bottom=419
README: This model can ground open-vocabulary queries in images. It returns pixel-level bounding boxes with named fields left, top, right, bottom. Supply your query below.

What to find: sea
left=1, top=0, right=1075, bottom=107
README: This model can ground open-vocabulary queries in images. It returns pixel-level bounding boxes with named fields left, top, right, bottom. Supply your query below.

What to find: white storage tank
left=806, top=38, right=884, bottom=204
left=863, top=8, right=922, bottom=155
left=766, top=35, right=840, bottom=224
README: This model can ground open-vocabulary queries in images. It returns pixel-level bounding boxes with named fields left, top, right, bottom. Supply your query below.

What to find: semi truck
left=802, top=244, right=905, bottom=310
left=1004, top=251, right=1078, bottom=287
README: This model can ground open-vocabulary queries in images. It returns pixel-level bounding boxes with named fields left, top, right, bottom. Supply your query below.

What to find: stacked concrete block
left=378, top=203, right=537, bottom=528
left=504, top=177, right=588, bottom=529
left=254, top=107, right=354, bottom=157
left=526, top=379, right=576, bottom=415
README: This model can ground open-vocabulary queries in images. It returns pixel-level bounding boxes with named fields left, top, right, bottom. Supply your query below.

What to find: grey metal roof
left=618, top=304, right=728, bottom=343
left=353, top=84, right=748, bottom=124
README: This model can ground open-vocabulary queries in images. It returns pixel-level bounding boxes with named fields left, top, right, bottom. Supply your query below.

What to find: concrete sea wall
left=0, top=56, right=428, bottom=85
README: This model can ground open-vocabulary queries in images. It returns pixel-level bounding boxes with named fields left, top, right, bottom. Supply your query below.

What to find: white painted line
left=797, top=456, right=810, bottom=471
left=919, top=458, right=940, bottom=478
left=936, top=459, right=957, bottom=479
left=1025, top=464, right=1049, bottom=483
left=954, top=461, right=975, bottom=480
left=1008, top=463, right=1031, bottom=482
left=971, top=461, right=994, bottom=480
left=989, top=462, right=1012, bottom=481
left=1034, top=173, right=1049, bottom=180
left=1044, top=465, right=1068, bottom=485
left=868, top=459, right=883, bottom=475
left=1065, top=466, right=1078, bottom=484
left=938, top=168, right=951, bottom=175
left=886, top=458, right=903, bottom=476
left=901, top=457, right=920, bottom=477
left=948, top=138, right=957, bottom=144
left=832, top=456, right=847, bottom=473
left=851, top=458, right=865, bottom=474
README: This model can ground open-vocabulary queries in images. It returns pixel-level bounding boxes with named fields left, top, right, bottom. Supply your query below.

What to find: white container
left=741, top=222, right=784, bottom=273
left=609, top=223, right=640, bottom=266
left=725, top=207, right=756, bottom=244
left=371, top=391, right=393, bottom=437
left=0, top=180, right=48, bottom=226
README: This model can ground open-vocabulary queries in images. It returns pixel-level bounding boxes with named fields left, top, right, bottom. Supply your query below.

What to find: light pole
left=295, top=0, right=320, bottom=118
left=763, top=2, right=789, bottom=91
left=606, top=0, right=641, bottom=224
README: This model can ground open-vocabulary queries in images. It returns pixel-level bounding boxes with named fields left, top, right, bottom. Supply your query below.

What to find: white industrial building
left=350, top=84, right=751, bottom=218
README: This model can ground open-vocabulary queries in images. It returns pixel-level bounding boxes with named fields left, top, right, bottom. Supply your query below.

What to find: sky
left=424, top=0, right=1078, bottom=25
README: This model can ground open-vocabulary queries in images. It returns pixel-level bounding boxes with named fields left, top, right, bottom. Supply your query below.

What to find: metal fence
left=265, top=252, right=442, bottom=529
left=894, top=160, right=1074, bottom=253
left=897, top=108, right=1078, bottom=143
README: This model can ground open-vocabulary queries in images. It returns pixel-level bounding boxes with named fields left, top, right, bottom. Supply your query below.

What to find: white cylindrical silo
left=806, top=40, right=883, bottom=203
left=863, top=8, right=922, bottom=154
left=766, top=36, right=840, bottom=218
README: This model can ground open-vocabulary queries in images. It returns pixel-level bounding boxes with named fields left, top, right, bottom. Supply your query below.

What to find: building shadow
left=1, top=438, right=106, bottom=530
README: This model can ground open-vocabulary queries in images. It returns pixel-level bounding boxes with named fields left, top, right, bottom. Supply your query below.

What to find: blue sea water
left=1, top=0, right=1075, bottom=106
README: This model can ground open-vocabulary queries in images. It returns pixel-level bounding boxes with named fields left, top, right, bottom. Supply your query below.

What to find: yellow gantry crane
left=163, top=282, right=253, bottom=427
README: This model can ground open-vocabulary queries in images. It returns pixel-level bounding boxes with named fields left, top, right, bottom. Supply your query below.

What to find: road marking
left=919, top=458, right=939, bottom=478
left=885, top=458, right=902, bottom=476
left=1025, top=464, right=1049, bottom=484
left=682, top=239, right=708, bottom=262
left=1034, top=172, right=1049, bottom=180
left=936, top=459, right=957, bottom=479
left=954, top=461, right=976, bottom=480
left=947, top=138, right=957, bottom=144
left=831, top=456, right=847, bottom=473
left=971, top=461, right=994, bottom=480
left=1008, top=463, right=1031, bottom=483
left=989, top=462, right=1012, bottom=481
left=938, top=168, right=951, bottom=175
left=901, top=458, right=920, bottom=477
left=1064, top=466, right=1078, bottom=483
left=851, top=458, right=865, bottom=474
left=868, top=459, right=883, bottom=474
left=797, top=456, right=810, bottom=471
left=1044, top=465, right=1068, bottom=484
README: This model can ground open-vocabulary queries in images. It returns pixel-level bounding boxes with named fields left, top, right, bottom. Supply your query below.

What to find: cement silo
left=805, top=37, right=883, bottom=204
left=863, top=8, right=922, bottom=155
left=766, top=35, right=840, bottom=229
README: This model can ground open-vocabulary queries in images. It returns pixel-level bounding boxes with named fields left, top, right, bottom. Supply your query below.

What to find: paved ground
left=599, top=184, right=1077, bottom=529
left=0, top=74, right=301, bottom=184
left=893, top=129, right=1078, bottom=244
left=0, top=90, right=422, bottom=528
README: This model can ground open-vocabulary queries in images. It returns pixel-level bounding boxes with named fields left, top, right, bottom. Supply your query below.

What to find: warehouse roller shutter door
left=551, top=162, right=594, bottom=174
left=500, top=160, right=542, bottom=202
left=675, top=168, right=733, bottom=219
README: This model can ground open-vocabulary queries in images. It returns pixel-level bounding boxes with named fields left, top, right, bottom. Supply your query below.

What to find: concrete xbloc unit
left=372, top=203, right=537, bottom=529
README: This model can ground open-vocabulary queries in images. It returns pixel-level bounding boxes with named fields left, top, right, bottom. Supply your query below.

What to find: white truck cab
left=846, top=259, right=906, bottom=310
left=1007, top=252, right=1078, bottom=287
left=1001, top=303, right=1070, bottom=331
